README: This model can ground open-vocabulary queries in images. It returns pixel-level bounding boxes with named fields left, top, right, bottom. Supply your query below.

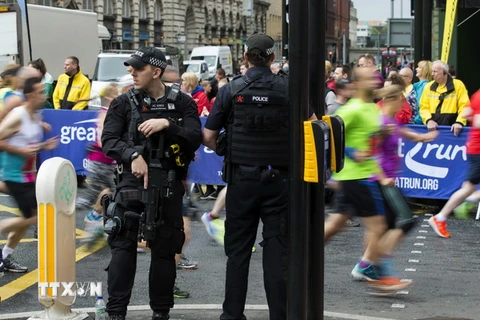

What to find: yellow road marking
left=0, top=240, right=107, bottom=301
left=0, top=204, right=106, bottom=301
left=0, top=204, right=91, bottom=243
left=0, top=204, right=20, bottom=216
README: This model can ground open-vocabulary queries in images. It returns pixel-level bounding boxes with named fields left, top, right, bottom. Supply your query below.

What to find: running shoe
left=368, top=276, right=412, bottom=291
left=453, top=202, right=474, bottom=220
left=351, top=263, right=379, bottom=281
left=428, top=215, right=451, bottom=238
left=177, top=255, right=199, bottom=270
left=83, top=210, right=105, bottom=246
left=173, top=285, right=190, bottom=299
left=3, top=254, right=28, bottom=273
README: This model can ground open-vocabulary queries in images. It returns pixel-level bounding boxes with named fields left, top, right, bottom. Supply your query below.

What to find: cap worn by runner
left=244, top=34, right=275, bottom=57
left=124, top=47, right=168, bottom=70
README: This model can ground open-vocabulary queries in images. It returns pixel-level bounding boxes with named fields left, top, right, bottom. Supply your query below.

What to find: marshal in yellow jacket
left=53, top=71, right=91, bottom=110
left=419, top=77, right=470, bottom=126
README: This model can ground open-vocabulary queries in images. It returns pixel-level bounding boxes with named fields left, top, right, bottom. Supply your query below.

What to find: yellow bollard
left=28, top=157, right=89, bottom=320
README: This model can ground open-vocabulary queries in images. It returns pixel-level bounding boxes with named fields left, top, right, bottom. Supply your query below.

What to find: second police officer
left=203, top=34, right=316, bottom=320
left=101, top=47, right=202, bottom=320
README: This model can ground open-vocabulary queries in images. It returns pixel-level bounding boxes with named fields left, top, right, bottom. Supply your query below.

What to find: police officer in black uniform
left=203, top=34, right=314, bottom=320
left=101, top=47, right=202, bottom=320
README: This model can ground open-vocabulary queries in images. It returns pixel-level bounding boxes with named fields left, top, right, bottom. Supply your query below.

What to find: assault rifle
left=138, top=132, right=176, bottom=246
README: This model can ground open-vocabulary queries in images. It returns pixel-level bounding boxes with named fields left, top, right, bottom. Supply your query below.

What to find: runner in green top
left=333, top=97, right=382, bottom=181
left=324, top=67, right=411, bottom=293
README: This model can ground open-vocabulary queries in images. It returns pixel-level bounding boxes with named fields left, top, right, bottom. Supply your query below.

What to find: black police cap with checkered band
left=124, top=47, right=168, bottom=70
left=244, top=33, right=275, bottom=56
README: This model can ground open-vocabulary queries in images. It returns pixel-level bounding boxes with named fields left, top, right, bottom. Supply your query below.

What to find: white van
left=189, top=46, right=233, bottom=78
left=89, top=50, right=133, bottom=109
left=183, top=60, right=210, bottom=82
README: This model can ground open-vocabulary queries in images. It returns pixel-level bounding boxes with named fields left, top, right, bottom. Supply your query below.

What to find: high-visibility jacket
left=53, top=70, right=91, bottom=110
left=419, top=77, right=469, bottom=126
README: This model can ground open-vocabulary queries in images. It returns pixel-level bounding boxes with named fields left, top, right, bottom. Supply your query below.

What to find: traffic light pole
left=287, top=0, right=310, bottom=316
left=308, top=0, right=326, bottom=317
left=288, top=0, right=326, bottom=318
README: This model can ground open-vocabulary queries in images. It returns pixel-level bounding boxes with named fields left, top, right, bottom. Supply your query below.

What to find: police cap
left=124, top=47, right=168, bottom=70
left=244, top=33, right=275, bottom=57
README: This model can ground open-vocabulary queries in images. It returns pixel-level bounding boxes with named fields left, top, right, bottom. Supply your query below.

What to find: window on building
left=83, top=0, right=93, bottom=10
left=123, top=0, right=131, bottom=17
left=37, top=0, right=53, bottom=6
left=154, top=0, right=162, bottom=21
left=140, top=0, right=148, bottom=20
left=104, top=0, right=114, bottom=16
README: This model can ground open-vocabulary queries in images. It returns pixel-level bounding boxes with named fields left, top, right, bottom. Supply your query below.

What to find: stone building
left=265, top=0, right=282, bottom=59
left=30, top=0, right=270, bottom=61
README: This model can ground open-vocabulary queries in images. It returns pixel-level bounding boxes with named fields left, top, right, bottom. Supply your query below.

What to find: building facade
left=29, top=0, right=269, bottom=62
left=356, top=24, right=370, bottom=48
left=265, top=0, right=281, bottom=59
left=349, top=1, right=357, bottom=48
left=326, top=0, right=350, bottom=64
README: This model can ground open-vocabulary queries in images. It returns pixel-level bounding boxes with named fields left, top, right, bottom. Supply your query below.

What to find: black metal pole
left=24, top=3, right=33, bottom=63
left=413, top=0, right=423, bottom=81
left=422, top=0, right=432, bottom=60
left=287, top=0, right=309, bottom=316
left=307, top=0, right=326, bottom=318
left=282, top=0, right=289, bottom=59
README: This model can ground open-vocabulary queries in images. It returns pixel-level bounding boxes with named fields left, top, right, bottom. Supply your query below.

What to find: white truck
left=0, top=3, right=109, bottom=80
left=189, top=46, right=233, bottom=78
left=183, top=60, right=210, bottom=82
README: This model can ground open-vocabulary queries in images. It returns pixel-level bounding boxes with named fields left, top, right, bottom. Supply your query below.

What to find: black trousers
left=221, top=171, right=289, bottom=320
left=105, top=180, right=185, bottom=316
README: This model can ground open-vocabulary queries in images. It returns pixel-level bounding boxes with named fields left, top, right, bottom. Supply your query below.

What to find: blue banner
left=38, top=109, right=474, bottom=199
left=187, top=117, right=225, bottom=185
left=397, top=125, right=470, bottom=199
left=39, top=110, right=226, bottom=184
left=40, top=110, right=98, bottom=176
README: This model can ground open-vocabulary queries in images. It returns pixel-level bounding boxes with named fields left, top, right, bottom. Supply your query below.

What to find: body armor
left=228, top=73, right=289, bottom=167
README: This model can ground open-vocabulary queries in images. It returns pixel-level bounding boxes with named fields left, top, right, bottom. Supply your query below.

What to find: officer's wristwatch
left=130, top=151, right=140, bottom=161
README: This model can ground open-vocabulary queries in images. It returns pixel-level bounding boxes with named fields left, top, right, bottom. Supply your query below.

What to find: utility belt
left=114, top=164, right=184, bottom=184
left=102, top=190, right=143, bottom=241
left=228, top=164, right=288, bottom=184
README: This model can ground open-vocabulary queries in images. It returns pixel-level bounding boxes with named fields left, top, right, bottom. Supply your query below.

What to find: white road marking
left=0, top=305, right=400, bottom=320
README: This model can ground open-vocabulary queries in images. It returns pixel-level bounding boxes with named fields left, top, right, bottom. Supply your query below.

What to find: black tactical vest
left=126, top=87, right=186, bottom=172
left=228, top=73, right=289, bottom=167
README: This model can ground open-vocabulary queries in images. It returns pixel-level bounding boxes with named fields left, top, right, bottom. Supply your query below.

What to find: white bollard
left=28, top=157, right=89, bottom=320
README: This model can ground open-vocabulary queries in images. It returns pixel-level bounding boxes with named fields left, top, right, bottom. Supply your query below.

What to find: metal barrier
left=28, top=157, right=89, bottom=320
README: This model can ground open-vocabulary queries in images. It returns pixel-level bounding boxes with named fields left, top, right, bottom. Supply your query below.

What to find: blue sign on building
left=122, top=30, right=133, bottom=41
left=139, top=31, right=149, bottom=41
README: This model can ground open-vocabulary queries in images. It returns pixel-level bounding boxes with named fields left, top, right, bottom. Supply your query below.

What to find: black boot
left=152, top=311, right=170, bottom=320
